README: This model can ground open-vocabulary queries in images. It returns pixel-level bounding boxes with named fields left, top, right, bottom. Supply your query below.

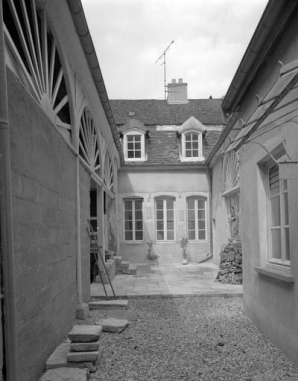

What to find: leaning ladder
left=87, top=220, right=116, bottom=300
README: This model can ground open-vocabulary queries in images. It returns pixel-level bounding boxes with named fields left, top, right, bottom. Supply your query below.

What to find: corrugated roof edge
left=66, top=0, right=125, bottom=166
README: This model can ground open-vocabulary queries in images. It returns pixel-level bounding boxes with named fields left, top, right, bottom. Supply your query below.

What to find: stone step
left=89, top=299, right=129, bottom=310
left=116, top=261, right=129, bottom=273
left=68, top=325, right=102, bottom=343
left=39, top=367, right=88, bottom=381
left=46, top=342, right=103, bottom=372
left=96, top=318, right=129, bottom=333
left=123, top=263, right=137, bottom=275
left=70, top=340, right=100, bottom=352
left=67, top=351, right=99, bottom=363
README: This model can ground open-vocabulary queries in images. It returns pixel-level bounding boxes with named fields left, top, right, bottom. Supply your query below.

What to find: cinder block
left=68, top=325, right=102, bottom=343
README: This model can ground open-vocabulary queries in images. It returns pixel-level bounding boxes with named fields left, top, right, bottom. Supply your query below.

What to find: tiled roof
left=110, top=99, right=224, bottom=126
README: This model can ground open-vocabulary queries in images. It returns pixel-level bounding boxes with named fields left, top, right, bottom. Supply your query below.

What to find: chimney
left=167, top=78, right=188, bottom=104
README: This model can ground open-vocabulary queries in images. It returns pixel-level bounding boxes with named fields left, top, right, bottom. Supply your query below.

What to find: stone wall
left=216, top=239, right=242, bottom=284
left=8, top=71, right=80, bottom=381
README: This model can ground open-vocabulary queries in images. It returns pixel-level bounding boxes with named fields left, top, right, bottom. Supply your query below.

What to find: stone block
left=76, top=302, right=89, bottom=320
left=89, top=299, right=129, bottom=310
left=68, top=325, right=102, bottom=343
left=113, top=256, right=122, bottom=266
left=96, top=318, right=129, bottom=333
left=39, top=367, right=88, bottom=381
left=124, top=264, right=137, bottom=275
left=67, top=351, right=99, bottom=363
left=70, top=340, right=100, bottom=352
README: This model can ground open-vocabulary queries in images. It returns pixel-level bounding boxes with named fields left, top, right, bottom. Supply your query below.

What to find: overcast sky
left=81, top=0, right=268, bottom=100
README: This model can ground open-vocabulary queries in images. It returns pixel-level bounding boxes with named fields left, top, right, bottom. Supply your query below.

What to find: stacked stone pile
left=216, top=239, right=242, bottom=284
left=67, top=325, right=102, bottom=363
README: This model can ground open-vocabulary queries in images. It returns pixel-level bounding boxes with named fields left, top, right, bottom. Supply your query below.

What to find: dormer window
left=178, top=116, right=205, bottom=162
left=182, top=131, right=202, bottom=160
left=123, top=131, right=146, bottom=161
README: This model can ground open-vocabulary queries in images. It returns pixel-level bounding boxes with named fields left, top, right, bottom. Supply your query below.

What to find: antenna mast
left=155, top=40, right=174, bottom=99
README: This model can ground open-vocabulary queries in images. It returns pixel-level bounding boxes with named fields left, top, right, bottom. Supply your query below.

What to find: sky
left=81, top=0, right=269, bottom=100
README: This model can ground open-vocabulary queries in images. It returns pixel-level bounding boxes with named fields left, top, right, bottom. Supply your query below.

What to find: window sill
left=254, top=265, right=294, bottom=283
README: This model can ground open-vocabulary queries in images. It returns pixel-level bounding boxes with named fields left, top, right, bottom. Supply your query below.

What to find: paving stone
left=70, top=340, right=100, bottom=352
left=89, top=299, right=129, bottom=310
left=39, top=367, right=88, bottom=381
left=69, top=325, right=102, bottom=343
left=96, top=318, right=129, bottom=333
left=46, top=342, right=103, bottom=372
left=67, top=351, right=99, bottom=363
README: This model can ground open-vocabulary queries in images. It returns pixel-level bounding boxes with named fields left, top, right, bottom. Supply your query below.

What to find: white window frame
left=187, top=197, right=207, bottom=241
left=155, top=197, right=176, bottom=242
left=123, top=131, right=146, bottom=162
left=267, top=163, right=290, bottom=266
left=123, top=199, right=144, bottom=242
left=181, top=131, right=204, bottom=162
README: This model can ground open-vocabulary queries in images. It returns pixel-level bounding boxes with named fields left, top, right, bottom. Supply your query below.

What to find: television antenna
left=155, top=40, right=174, bottom=99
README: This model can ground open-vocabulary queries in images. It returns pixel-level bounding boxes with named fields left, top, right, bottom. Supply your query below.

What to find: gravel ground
left=82, top=296, right=298, bottom=381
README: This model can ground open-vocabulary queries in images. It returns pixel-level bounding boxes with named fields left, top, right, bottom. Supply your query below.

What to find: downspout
left=205, top=166, right=214, bottom=259
left=0, top=2, right=18, bottom=380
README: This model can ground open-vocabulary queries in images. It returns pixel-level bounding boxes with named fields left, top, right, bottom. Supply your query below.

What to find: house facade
left=0, top=1, right=122, bottom=380
left=209, top=0, right=298, bottom=364
left=111, top=81, right=224, bottom=264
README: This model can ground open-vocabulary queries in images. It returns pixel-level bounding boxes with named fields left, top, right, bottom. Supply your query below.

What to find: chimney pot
left=178, top=78, right=183, bottom=83
left=172, top=79, right=176, bottom=83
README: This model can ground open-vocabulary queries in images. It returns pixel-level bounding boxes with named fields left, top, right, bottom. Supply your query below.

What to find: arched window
left=187, top=196, right=207, bottom=241
left=155, top=196, right=175, bottom=241
left=4, top=0, right=71, bottom=136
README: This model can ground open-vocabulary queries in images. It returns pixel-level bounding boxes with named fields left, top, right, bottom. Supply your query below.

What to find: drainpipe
left=205, top=166, right=213, bottom=259
left=0, top=1, right=18, bottom=380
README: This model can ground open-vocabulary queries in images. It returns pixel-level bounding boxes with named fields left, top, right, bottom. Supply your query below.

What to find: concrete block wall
left=79, top=164, right=91, bottom=302
left=8, top=71, right=80, bottom=381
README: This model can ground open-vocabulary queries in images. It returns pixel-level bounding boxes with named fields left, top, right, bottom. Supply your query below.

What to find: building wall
left=210, top=158, right=230, bottom=264
left=232, top=8, right=298, bottom=364
left=240, top=124, right=298, bottom=364
left=118, top=169, right=210, bottom=263
left=8, top=71, right=78, bottom=381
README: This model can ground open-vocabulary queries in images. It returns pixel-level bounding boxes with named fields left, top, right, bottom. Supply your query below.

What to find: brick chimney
left=167, top=78, right=188, bottom=104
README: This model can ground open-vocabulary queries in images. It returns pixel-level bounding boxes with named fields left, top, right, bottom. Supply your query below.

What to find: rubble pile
left=216, top=239, right=242, bottom=284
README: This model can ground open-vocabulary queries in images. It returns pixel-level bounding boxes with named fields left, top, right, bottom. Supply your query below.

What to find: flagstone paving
left=91, top=262, right=242, bottom=299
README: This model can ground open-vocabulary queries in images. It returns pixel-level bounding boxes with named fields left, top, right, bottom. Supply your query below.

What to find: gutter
left=66, top=0, right=125, bottom=166
left=0, top=2, right=18, bottom=380
left=222, top=0, right=298, bottom=114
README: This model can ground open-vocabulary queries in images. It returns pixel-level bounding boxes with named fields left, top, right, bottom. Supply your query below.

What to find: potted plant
left=180, top=237, right=189, bottom=265
left=146, top=239, right=159, bottom=262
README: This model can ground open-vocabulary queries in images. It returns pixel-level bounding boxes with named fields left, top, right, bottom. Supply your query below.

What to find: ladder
left=87, top=220, right=116, bottom=300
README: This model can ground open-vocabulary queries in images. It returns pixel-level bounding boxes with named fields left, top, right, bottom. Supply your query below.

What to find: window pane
left=167, top=210, right=174, bottom=220
left=135, top=151, right=141, bottom=158
left=197, top=199, right=206, bottom=209
left=198, top=210, right=205, bottom=219
left=135, top=200, right=142, bottom=210
left=186, top=142, right=191, bottom=149
left=284, top=227, right=290, bottom=261
left=167, top=221, right=174, bottom=230
left=135, top=211, right=142, bottom=220
left=125, top=211, right=132, bottom=220
left=167, top=199, right=174, bottom=209
left=125, top=201, right=132, bottom=210
left=193, top=141, right=199, bottom=149
left=198, top=220, right=206, bottom=230
left=127, top=142, right=134, bottom=150
left=125, top=231, right=133, bottom=241
left=185, top=134, right=191, bottom=141
left=167, top=231, right=174, bottom=240
left=127, top=151, right=134, bottom=158
left=188, top=210, right=195, bottom=219
left=135, top=220, right=143, bottom=230
left=156, top=211, right=163, bottom=220
left=199, top=231, right=206, bottom=240
left=156, top=200, right=163, bottom=209
left=188, top=220, right=195, bottom=229
left=135, top=142, right=141, bottom=150
left=271, top=228, right=281, bottom=259
left=135, top=231, right=143, bottom=241
left=157, top=221, right=164, bottom=230
left=271, top=195, right=280, bottom=227
left=127, top=135, right=134, bottom=142
left=125, top=221, right=132, bottom=231
left=188, top=199, right=195, bottom=209
left=188, top=230, right=195, bottom=240
left=186, top=150, right=192, bottom=157
left=193, top=150, right=199, bottom=157
left=157, top=231, right=164, bottom=240
left=134, top=135, right=141, bottom=142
